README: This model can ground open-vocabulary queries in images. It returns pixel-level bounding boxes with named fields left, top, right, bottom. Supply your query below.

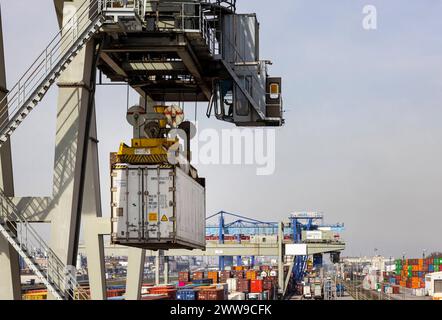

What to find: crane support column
left=236, top=234, right=241, bottom=266
left=125, top=248, right=146, bottom=300
left=0, top=7, right=21, bottom=300
left=82, top=115, right=108, bottom=299
left=219, top=213, right=225, bottom=270
left=155, top=251, right=162, bottom=286
left=278, top=222, right=284, bottom=295
left=48, top=0, right=102, bottom=298
left=164, top=256, right=169, bottom=285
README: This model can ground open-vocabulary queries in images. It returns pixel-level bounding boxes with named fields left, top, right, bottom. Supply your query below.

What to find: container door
left=111, top=166, right=128, bottom=241
left=112, top=166, right=142, bottom=241
left=435, top=280, right=442, bottom=294
left=145, top=167, right=175, bottom=240
left=127, top=167, right=143, bottom=240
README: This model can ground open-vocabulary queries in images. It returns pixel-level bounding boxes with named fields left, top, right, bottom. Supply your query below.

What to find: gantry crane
left=206, top=211, right=278, bottom=270
left=0, top=0, right=284, bottom=300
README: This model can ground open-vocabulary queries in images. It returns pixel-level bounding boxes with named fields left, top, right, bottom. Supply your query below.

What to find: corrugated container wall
left=111, top=164, right=205, bottom=249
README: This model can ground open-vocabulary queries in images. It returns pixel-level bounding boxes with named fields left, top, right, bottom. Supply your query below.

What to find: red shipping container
left=251, top=280, right=264, bottom=293
left=148, top=286, right=177, bottom=299
left=142, top=295, right=169, bottom=301
left=197, top=289, right=225, bottom=301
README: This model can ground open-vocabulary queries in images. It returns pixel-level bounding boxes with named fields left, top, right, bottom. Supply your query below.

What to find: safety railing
left=200, top=0, right=236, bottom=12
left=0, top=190, right=89, bottom=300
left=0, top=0, right=104, bottom=147
left=101, top=0, right=222, bottom=55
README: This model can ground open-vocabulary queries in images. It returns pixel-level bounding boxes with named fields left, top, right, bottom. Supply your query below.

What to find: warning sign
left=161, top=215, right=169, bottom=222
left=148, top=213, right=158, bottom=222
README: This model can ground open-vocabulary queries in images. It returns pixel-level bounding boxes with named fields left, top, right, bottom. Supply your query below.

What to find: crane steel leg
left=278, top=222, right=284, bottom=296
left=82, top=105, right=107, bottom=300
left=155, top=251, right=161, bottom=286
left=48, top=0, right=103, bottom=299
left=0, top=8, right=21, bottom=300
left=126, top=248, right=146, bottom=300
left=164, top=256, right=169, bottom=284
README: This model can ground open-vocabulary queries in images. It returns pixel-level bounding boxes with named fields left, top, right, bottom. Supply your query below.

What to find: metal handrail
left=0, top=0, right=103, bottom=145
left=102, top=0, right=222, bottom=55
left=0, top=194, right=88, bottom=299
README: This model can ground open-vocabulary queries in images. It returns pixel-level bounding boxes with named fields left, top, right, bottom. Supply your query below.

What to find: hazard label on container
left=148, top=213, right=158, bottom=222
left=161, top=215, right=169, bottom=222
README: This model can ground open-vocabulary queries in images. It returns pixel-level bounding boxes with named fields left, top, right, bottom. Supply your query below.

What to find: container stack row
left=391, top=257, right=442, bottom=289
left=168, top=267, right=279, bottom=301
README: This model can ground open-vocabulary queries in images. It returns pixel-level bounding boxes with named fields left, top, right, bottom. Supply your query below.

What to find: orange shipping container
left=246, top=270, right=258, bottom=280
left=208, top=271, right=219, bottom=284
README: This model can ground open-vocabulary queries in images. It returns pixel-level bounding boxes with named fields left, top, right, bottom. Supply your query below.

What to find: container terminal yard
left=0, top=0, right=441, bottom=307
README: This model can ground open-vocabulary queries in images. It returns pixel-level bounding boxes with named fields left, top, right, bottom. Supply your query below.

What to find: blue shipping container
left=192, top=279, right=213, bottom=285
left=176, top=290, right=197, bottom=301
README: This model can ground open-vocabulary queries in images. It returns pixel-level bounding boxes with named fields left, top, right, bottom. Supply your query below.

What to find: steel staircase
left=0, top=0, right=104, bottom=147
left=0, top=192, right=89, bottom=300
left=0, top=0, right=106, bottom=300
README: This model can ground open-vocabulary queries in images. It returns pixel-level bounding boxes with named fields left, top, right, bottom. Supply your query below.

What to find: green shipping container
left=434, top=258, right=439, bottom=265
left=435, top=265, right=440, bottom=272
left=438, top=258, right=442, bottom=265
left=408, top=266, right=413, bottom=271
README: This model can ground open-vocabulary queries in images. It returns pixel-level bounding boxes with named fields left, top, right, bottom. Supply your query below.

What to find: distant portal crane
left=206, top=211, right=277, bottom=270
left=289, top=212, right=344, bottom=285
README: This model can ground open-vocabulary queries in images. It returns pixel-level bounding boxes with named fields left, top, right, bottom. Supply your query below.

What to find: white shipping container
left=425, top=272, right=442, bottom=296
left=302, top=285, right=312, bottom=299
left=111, top=164, right=205, bottom=249
left=229, top=293, right=246, bottom=300
left=313, top=284, right=322, bottom=299
left=302, top=230, right=336, bottom=242
left=303, top=231, right=322, bottom=241
left=227, top=278, right=237, bottom=293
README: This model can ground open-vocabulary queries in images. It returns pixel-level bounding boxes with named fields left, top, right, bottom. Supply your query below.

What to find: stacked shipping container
left=393, top=257, right=442, bottom=290
left=25, top=265, right=279, bottom=301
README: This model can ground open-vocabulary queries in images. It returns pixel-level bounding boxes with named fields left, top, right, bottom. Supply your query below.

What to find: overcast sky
left=2, top=0, right=442, bottom=258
